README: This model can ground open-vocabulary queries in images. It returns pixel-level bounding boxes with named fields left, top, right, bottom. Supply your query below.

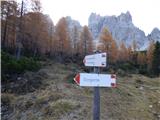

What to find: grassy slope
left=2, top=60, right=160, bottom=120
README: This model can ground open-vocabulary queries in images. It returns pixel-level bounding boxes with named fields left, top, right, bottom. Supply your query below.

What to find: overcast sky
left=41, top=0, right=160, bottom=35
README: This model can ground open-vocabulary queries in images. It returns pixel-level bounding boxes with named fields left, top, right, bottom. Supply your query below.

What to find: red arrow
left=74, top=73, right=80, bottom=85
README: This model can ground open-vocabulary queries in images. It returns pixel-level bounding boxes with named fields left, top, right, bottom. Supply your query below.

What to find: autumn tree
left=71, top=26, right=80, bottom=55
left=1, top=1, right=18, bottom=52
left=79, top=26, right=93, bottom=56
left=55, top=17, right=71, bottom=61
left=21, top=0, right=52, bottom=57
left=99, top=28, right=117, bottom=63
left=109, top=39, right=118, bottom=63
left=48, top=19, right=54, bottom=57
left=127, top=45, right=133, bottom=62
left=118, top=41, right=129, bottom=62
left=147, top=40, right=155, bottom=71
left=131, top=40, right=138, bottom=64
left=137, top=52, right=146, bottom=66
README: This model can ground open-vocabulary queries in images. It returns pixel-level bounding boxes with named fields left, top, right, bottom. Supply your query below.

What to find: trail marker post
left=93, top=66, right=100, bottom=120
left=74, top=51, right=117, bottom=120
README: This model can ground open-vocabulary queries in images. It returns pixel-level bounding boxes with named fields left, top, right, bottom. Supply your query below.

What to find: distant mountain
left=65, top=16, right=82, bottom=44
left=88, top=11, right=160, bottom=50
left=148, top=28, right=160, bottom=42
left=65, top=16, right=82, bottom=30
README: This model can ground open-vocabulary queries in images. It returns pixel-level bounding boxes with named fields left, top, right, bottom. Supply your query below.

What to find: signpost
left=93, top=67, right=100, bottom=120
left=74, top=51, right=117, bottom=120
left=74, top=73, right=116, bottom=87
left=83, top=52, right=106, bottom=67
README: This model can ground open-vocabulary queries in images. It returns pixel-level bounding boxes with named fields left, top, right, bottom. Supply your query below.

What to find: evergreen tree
left=152, top=41, right=160, bottom=76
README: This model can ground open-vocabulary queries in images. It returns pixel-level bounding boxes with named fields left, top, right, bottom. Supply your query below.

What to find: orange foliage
left=118, top=41, right=129, bottom=62
left=147, top=40, right=155, bottom=70
left=137, top=52, right=146, bottom=65
left=99, top=28, right=118, bottom=63
left=55, top=17, right=71, bottom=55
left=79, top=26, right=93, bottom=56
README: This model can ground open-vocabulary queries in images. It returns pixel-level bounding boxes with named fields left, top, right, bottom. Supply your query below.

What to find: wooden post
left=93, top=67, right=100, bottom=120
left=93, top=50, right=100, bottom=120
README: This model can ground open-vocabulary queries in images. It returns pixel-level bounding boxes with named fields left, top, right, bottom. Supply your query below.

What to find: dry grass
left=2, top=61, right=160, bottom=120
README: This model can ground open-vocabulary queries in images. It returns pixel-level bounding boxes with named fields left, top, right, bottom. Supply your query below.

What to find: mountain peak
left=88, top=11, right=148, bottom=49
left=148, top=27, right=160, bottom=42
left=151, top=27, right=160, bottom=33
left=118, top=11, right=132, bottom=23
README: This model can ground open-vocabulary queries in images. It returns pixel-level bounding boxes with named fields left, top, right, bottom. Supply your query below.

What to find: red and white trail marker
left=83, top=52, right=106, bottom=67
left=74, top=73, right=116, bottom=87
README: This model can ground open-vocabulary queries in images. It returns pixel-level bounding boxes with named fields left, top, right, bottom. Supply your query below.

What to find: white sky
left=41, top=0, right=160, bottom=35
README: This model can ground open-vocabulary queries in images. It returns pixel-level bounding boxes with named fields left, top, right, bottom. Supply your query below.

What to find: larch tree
left=118, top=41, right=129, bottom=62
left=99, top=28, right=115, bottom=63
left=132, top=40, right=138, bottom=64
left=147, top=40, right=155, bottom=71
left=72, top=26, right=80, bottom=55
left=1, top=1, right=18, bottom=51
left=55, top=17, right=71, bottom=61
left=127, top=45, right=133, bottom=62
left=80, top=26, right=93, bottom=56
left=48, top=20, right=54, bottom=57
left=137, top=52, right=146, bottom=66
left=110, top=39, right=118, bottom=63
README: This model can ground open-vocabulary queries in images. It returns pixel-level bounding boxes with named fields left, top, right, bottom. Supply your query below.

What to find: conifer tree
left=152, top=41, right=160, bottom=76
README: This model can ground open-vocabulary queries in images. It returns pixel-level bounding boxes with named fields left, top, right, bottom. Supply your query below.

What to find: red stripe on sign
left=77, top=74, right=80, bottom=84
left=111, top=83, right=117, bottom=87
left=111, top=74, right=116, bottom=79
left=74, top=73, right=80, bottom=85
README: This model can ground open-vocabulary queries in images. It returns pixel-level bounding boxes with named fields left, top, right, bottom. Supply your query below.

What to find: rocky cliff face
left=65, top=16, right=81, bottom=31
left=65, top=12, right=160, bottom=50
left=65, top=16, right=82, bottom=45
left=148, top=28, right=160, bottom=42
left=88, top=11, right=156, bottom=49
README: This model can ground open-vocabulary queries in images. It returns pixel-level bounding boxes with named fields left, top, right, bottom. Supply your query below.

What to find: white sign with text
left=74, top=73, right=116, bottom=87
left=83, top=52, right=106, bottom=67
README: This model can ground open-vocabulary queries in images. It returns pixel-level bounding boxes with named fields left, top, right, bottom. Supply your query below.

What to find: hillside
left=2, top=60, right=160, bottom=120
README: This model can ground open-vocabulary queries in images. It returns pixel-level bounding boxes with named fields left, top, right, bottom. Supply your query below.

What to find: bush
left=1, top=51, right=41, bottom=81
left=119, top=63, right=135, bottom=71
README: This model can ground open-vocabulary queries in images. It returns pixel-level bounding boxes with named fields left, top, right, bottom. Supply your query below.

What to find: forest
left=1, top=0, right=160, bottom=82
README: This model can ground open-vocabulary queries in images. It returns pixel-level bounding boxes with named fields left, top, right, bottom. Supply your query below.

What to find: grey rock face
left=65, top=16, right=82, bottom=47
left=148, top=28, right=160, bottom=42
left=65, top=16, right=81, bottom=31
left=65, top=13, right=160, bottom=50
left=88, top=11, right=149, bottom=49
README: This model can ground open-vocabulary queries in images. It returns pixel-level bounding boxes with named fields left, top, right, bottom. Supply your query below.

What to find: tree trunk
left=16, top=0, right=23, bottom=60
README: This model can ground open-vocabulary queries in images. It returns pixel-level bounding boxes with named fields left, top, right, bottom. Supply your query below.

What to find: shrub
left=119, top=63, right=135, bottom=71
left=1, top=51, right=41, bottom=82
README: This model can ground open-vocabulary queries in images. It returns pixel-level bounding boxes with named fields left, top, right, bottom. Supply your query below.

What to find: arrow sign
left=83, top=52, right=106, bottom=67
left=74, top=73, right=116, bottom=87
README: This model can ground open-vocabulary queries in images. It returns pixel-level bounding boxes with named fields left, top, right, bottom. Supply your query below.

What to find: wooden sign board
left=74, top=73, right=116, bottom=87
left=83, top=52, right=106, bottom=67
